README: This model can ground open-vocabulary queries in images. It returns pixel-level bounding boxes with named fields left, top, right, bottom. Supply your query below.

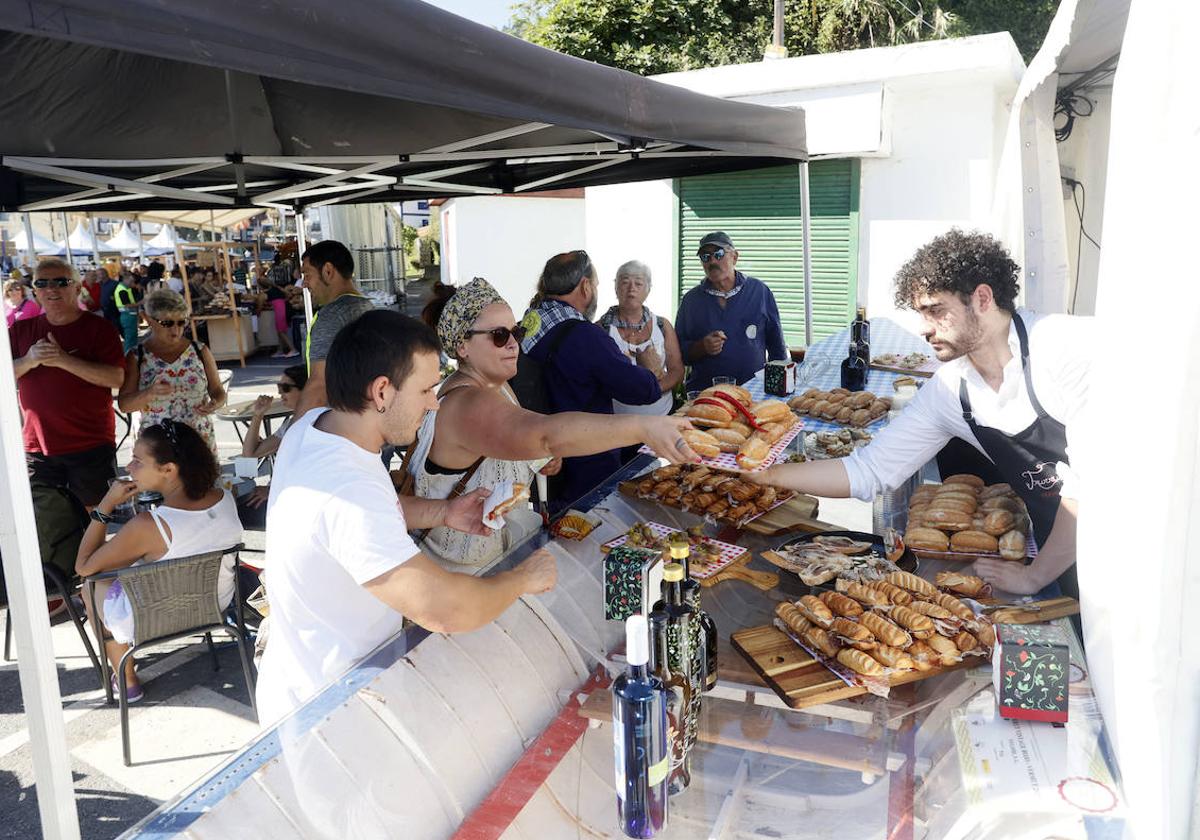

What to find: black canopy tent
left=0, top=0, right=805, bottom=211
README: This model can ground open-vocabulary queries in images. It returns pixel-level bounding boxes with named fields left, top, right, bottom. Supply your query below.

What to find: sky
left=422, top=0, right=515, bottom=30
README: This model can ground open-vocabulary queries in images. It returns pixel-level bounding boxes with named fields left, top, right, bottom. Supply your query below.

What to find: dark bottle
left=649, top=564, right=701, bottom=795
left=840, top=339, right=869, bottom=391
left=851, top=306, right=871, bottom=365
left=669, top=536, right=718, bottom=692
left=612, top=615, right=669, bottom=838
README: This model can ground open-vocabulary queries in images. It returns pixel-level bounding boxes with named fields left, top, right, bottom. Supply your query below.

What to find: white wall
left=1055, top=89, right=1111, bottom=315
left=584, top=180, right=677, bottom=320
left=440, top=195, right=585, bottom=314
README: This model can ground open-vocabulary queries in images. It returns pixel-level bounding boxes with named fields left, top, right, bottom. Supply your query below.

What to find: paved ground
left=0, top=280, right=434, bottom=839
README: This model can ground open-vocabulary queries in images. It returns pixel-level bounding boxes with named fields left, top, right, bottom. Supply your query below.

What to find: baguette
left=838, top=580, right=890, bottom=607
left=867, top=579, right=914, bottom=605
left=837, top=648, right=885, bottom=677
left=935, top=571, right=987, bottom=597
left=950, top=530, right=1000, bottom=553
left=860, top=612, right=912, bottom=648
left=925, top=634, right=961, bottom=664
left=680, top=402, right=732, bottom=426
left=885, top=571, right=938, bottom=598
left=890, top=605, right=935, bottom=636
left=932, top=592, right=975, bottom=622
left=831, top=617, right=874, bottom=645
left=907, top=600, right=954, bottom=620
left=905, top=641, right=938, bottom=671
left=818, top=590, right=864, bottom=618
left=751, top=400, right=792, bottom=423
left=971, top=619, right=997, bottom=648
left=700, top=383, right=752, bottom=406
left=804, top=627, right=841, bottom=659
left=775, top=602, right=814, bottom=636
left=736, top=436, right=771, bottom=470
left=798, top=594, right=834, bottom=628
left=708, top=427, right=749, bottom=452
left=870, top=645, right=915, bottom=671
left=954, top=630, right=979, bottom=652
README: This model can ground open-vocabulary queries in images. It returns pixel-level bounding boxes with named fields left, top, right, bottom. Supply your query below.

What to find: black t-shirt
left=266, top=285, right=286, bottom=301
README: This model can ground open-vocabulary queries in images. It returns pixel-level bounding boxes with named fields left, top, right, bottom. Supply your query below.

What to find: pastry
left=999, top=530, right=1027, bottom=561
left=818, top=590, right=864, bottom=618
left=701, top=474, right=737, bottom=493
left=886, top=571, right=938, bottom=598
left=753, top=486, right=778, bottom=512
left=925, top=634, right=961, bottom=664
left=837, top=648, right=884, bottom=677
left=866, top=579, right=914, bottom=606
left=971, top=619, right=997, bottom=648
left=776, top=602, right=814, bottom=636
left=836, top=406, right=854, bottom=423
left=871, top=645, right=914, bottom=670
left=679, top=491, right=698, bottom=509
left=982, top=509, right=1016, bottom=536
left=890, top=605, right=935, bottom=636
left=681, top=429, right=721, bottom=459
left=804, top=627, right=841, bottom=659
left=954, top=631, right=979, bottom=652
left=727, top=502, right=756, bottom=521
left=935, top=571, right=987, bottom=597
left=831, top=617, right=874, bottom=645
left=860, top=612, right=911, bottom=647
left=705, top=498, right=731, bottom=518
left=905, top=640, right=938, bottom=671
left=980, top=483, right=1015, bottom=500
left=736, top=436, right=770, bottom=470
left=650, top=465, right=682, bottom=481
left=943, top=473, right=986, bottom=490
left=727, top=482, right=760, bottom=503
left=904, top=527, right=950, bottom=552
left=681, top=467, right=712, bottom=490
left=921, top=509, right=973, bottom=531
left=950, top=530, right=1000, bottom=553
left=931, top=592, right=975, bottom=621
left=636, top=477, right=657, bottom=495
left=652, top=480, right=676, bottom=498
left=907, top=600, right=953, bottom=620
left=692, top=492, right=718, bottom=509
left=798, top=594, right=834, bottom=628
left=839, top=580, right=890, bottom=607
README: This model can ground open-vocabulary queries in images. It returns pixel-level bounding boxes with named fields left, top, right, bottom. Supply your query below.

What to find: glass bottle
left=840, top=338, right=868, bottom=391
left=649, top=562, right=702, bottom=795
left=649, top=609, right=693, bottom=796
left=851, top=305, right=871, bottom=366
left=612, top=615, right=669, bottom=838
left=669, top=535, right=718, bottom=692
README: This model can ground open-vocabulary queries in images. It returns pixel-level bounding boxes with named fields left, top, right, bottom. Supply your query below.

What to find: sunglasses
left=466, top=325, right=527, bottom=347
left=155, top=318, right=188, bottom=328
left=698, top=248, right=727, bottom=264
left=33, top=277, right=72, bottom=288
left=277, top=383, right=297, bottom=394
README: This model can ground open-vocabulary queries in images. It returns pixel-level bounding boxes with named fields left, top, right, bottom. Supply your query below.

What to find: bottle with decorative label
left=649, top=609, right=693, bottom=796
left=669, top=535, right=718, bottom=692
left=852, top=305, right=871, bottom=366
left=649, top=562, right=703, bottom=795
left=612, top=615, right=669, bottom=838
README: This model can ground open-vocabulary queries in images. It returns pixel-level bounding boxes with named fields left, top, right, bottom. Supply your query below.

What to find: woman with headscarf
left=408, top=277, right=695, bottom=569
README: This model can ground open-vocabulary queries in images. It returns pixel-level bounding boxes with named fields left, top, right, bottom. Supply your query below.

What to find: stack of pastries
left=904, top=476, right=1029, bottom=561
left=629, top=463, right=792, bottom=525
left=676, top=383, right=799, bottom=469
left=788, top=387, right=890, bottom=428
left=774, top=570, right=996, bottom=678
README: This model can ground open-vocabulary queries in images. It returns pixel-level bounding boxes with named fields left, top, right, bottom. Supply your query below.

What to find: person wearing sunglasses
left=76, top=420, right=244, bottom=703
left=4, top=278, right=42, bottom=327
left=236, top=364, right=309, bottom=521
left=117, top=289, right=226, bottom=455
left=674, top=231, right=788, bottom=392
left=409, top=277, right=698, bottom=568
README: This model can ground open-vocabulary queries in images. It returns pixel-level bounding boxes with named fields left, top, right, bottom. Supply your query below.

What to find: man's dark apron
left=958, top=314, right=1077, bottom=599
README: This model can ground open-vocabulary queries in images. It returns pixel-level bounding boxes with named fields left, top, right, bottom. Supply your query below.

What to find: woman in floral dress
left=117, top=289, right=226, bottom=454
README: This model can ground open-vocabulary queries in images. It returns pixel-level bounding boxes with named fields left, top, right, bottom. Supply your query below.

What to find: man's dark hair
left=139, top=420, right=219, bottom=501
left=894, top=229, right=1021, bottom=313
left=146, top=261, right=165, bottom=280
left=530, top=250, right=594, bottom=308
left=326, top=310, right=440, bottom=413
left=302, top=240, right=355, bottom=280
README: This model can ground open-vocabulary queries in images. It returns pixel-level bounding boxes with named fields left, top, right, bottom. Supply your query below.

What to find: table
left=214, top=398, right=292, bottom=445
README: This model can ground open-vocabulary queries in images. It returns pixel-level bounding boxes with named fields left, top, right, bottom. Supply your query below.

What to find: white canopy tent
left=102, top=221, right=147, bottom=255
left=12, top=227, right=58, bottom=255
left=57, top=220, right=111, bottom=258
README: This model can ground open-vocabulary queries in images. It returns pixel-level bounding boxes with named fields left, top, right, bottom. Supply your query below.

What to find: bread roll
left=681, top=403, right=731, bottom=426
left=804, top=627, right=841, bottom=659
left=681, top=429, right=720, bottom=458
left=839, top=580, right=890, bottom=607
left=868, top=400, right=890, bottom=418
left=890, top=605, right=935, bottom=635
left=944, top=473, right=986, bottom=490
left=837, top=648, right=884, bottom=677
left=885, top=571, right=938, bottom=598
left=831, top=617, right=873, bottom=644
left=925, top=634, right=960, bottom=662
left=981, top=496, right=1024, bottom=514
left=907, top=600, right=953, bottom=620
left=980, top=483, right=1015, bottom=500
left=818, top=590, right=864, bottom=618
left=728, top=421, right=752, bottom=437
left=922, top=509, right=973, bottom=531
left=911, top=485, right=940, bottom=501
left=954, top=631, right=979, bottom=652
left=950, top=530, right=1000, bottom=553
left=776, top=602, right=814, bottom=636
left=971, top=619, right=997, bottom=648
left=847, top=391, right=875, bottom=409
left=934, top=571, right=987, bottom=597
left=836, top=406, right=855, bottom=423
left=708, top=427, right=749, bottom=451
left=870, top=645, right=914, bottom=671
left=983, top=511, right=1015, bottom=541
left=826, top=390, right=849, bottom=403
left=736, top=436, right=770, bottom=470
left=810, top=400, right=833, bottom=418
left=999, top=530, right=1027, bottom=561
left=904, top=527, right=950, bottom=552
left=867, top=579, right=914, bottom=606
left=829, top=387, right=851, bottom=396
left=798, top=595, right=834, bottom=628
left=860, top=612, right=912, bottom=647
left=928, top=496, right=978, bottom=515
left=751, top=400, right=792, bottom=423
left=932, top=592, right=975, bottom=621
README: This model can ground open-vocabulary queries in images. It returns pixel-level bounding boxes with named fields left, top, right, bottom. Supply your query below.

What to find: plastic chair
left=3, top=562, right=105, bottom=689
left=85, top=543, right=257, bottom=766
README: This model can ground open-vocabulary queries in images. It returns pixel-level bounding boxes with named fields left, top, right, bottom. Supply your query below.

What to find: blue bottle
left=612, top=614, right=669, bottom=838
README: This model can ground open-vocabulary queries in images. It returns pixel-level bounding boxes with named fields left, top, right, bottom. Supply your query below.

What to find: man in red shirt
left=10, top=257, right=126, bottom=512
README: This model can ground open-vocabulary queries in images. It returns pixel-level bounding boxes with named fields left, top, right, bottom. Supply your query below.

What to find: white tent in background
left=145, top=223, right=178, bottom=254
left=12, top=228, right=58, bottom=255
left=103, top=221, right=147, bottom=254
left=59, top=220, right=111, bottom=255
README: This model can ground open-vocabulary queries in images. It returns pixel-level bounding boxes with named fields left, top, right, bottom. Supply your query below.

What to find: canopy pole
left=61, top=212, right=74, bottom=267
left=87, top=213, right=101, bottom=267
left=798, top=161, right=814, bottom=347
left=383, top=205, right=396, bottom=296
left=136, top=215, right=145, bottom=265
left=295, top=207, right=314, bottom=328
left=0, top=324, right=82, bottom=840
left=21, top=212, right=36, bottom=268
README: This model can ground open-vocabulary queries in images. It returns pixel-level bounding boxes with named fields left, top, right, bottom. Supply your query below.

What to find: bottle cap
left=625, top=614, right=650, bottom=666
left=663, top=562, right=684, bottom=582
left=669, top=534, right=689, bottom=560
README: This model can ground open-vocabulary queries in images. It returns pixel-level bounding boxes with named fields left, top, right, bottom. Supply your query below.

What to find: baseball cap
left=697, top=231, right=735, bottom=254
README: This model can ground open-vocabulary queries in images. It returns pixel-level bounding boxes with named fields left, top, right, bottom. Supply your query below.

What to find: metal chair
left=3, top=562, right=105, bottom=688
left=85, top=543, right=257, bottom=766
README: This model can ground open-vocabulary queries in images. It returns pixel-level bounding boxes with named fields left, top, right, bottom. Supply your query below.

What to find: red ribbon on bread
left=706, top=392, right=765, bottom=431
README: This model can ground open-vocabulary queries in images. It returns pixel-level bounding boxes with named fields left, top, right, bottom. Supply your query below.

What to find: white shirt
left=843, top=309, right=1093, bottom=502
left=255, top=409, right=420, bottom=726
left=607, top=316, right=675, bottom=416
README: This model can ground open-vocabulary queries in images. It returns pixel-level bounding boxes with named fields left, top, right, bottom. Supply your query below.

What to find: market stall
left=175, top=240, right=248, bottom=365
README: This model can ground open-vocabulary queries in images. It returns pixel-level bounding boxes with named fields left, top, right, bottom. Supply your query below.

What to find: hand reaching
left=515, top=548, right=557, bottom=595
left=638, top=415, right=700, bottom=464
left=444, top=487, right=494, bottom=536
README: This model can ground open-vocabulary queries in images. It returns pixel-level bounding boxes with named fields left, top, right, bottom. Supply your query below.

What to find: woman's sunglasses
left=155, top=318, right=188, bottom=328
left=277, top=383, right=297, bottom=394
left=466, top=325, right=527, bottom=347
left=32, top=277, right=72, bottom=288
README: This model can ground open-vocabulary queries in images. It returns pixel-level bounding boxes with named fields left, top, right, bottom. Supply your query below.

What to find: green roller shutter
left=675, top=159, right=860, bottom=347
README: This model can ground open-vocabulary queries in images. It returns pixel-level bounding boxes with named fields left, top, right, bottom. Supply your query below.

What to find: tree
left=504, top=0, right=1055, bottom=75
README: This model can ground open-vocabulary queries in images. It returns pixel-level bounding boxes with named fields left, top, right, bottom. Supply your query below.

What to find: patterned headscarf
left=436, top=277, right=506, bottom=359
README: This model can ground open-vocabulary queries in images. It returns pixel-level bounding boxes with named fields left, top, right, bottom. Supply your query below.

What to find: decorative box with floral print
left=993, top=623, right=1069, bottom=723
left=604, top=546, right=664, bottom=622
left=764, top=359, right=797, bottom=396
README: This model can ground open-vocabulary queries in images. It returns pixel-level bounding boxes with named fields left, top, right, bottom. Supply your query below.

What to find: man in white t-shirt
left=256, top=310, right=557, bottom=726
left=756, top=230, right=1092, bottom=598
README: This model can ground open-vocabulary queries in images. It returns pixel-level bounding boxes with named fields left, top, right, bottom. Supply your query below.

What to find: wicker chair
left=85, top=543, right=256, bottom=766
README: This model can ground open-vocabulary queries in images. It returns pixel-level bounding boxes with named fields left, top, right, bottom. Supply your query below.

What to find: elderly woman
left=409, top=277, right=694, bottom=568
left=596, top=260, right=684, bottom=415
left=4, top=279, right=41, bottom=326
left=117, top=289, right=225, bottom=454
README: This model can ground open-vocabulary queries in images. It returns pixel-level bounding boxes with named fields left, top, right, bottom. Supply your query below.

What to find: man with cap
left=674, top=231, right=787, bottom=391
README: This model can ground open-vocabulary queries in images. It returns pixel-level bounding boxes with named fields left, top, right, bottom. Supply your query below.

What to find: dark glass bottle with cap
left=841, top=307, right=870, bottom=391
left=648, top=563, right=701, bottom=795
left=668, top=535, right=718, bottom=692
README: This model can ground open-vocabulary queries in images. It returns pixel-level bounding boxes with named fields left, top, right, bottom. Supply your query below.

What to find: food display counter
left=122, top=456, right=1127, bottom=840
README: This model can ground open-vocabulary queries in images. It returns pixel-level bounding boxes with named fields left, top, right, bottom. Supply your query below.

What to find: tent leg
left=798, top=162, right=814, bottom=347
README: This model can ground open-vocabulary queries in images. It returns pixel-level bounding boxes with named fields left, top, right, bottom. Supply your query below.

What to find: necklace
left=613, top=307, right=650, bottom=331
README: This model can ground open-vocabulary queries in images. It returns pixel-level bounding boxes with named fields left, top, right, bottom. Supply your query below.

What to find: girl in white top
left=410, top=277, right=697, bottom=569
left=596, top=261, right=684, bottom=415
left=77, top=419, right=244, bottom=700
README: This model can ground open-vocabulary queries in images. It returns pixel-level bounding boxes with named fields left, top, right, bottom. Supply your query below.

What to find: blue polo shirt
left=674, top=271, right=787, bottom=390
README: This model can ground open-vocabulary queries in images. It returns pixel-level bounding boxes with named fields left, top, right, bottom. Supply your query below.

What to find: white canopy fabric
left=102, top=221, right=146, bottom=254
left=146, top=224, right=178, bottom=250
left=60, top=220, right=110, bottom=254
left=12, top=228, right=58, bottom=254
left=1075, top=2, right=1200, bottom=838
left=134, top=208, right=267, bottom=231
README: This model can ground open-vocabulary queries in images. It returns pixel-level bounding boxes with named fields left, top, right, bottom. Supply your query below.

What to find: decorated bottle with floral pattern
left=649, top=562, right=702, bottom=794
left=669, top=536, right=718, bottom=692
left=649, top=609, right=693, bottom=795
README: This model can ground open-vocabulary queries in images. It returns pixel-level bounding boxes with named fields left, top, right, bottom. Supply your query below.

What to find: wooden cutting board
left=731, top=624, right=974, bottom=710
left=981, top=596, right=1080, bottom=624
left=698, top=553, right=779, bottom=590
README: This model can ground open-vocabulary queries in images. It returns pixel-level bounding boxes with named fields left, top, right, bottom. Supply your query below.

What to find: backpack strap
left=544, top=317, right=583, bottom=361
